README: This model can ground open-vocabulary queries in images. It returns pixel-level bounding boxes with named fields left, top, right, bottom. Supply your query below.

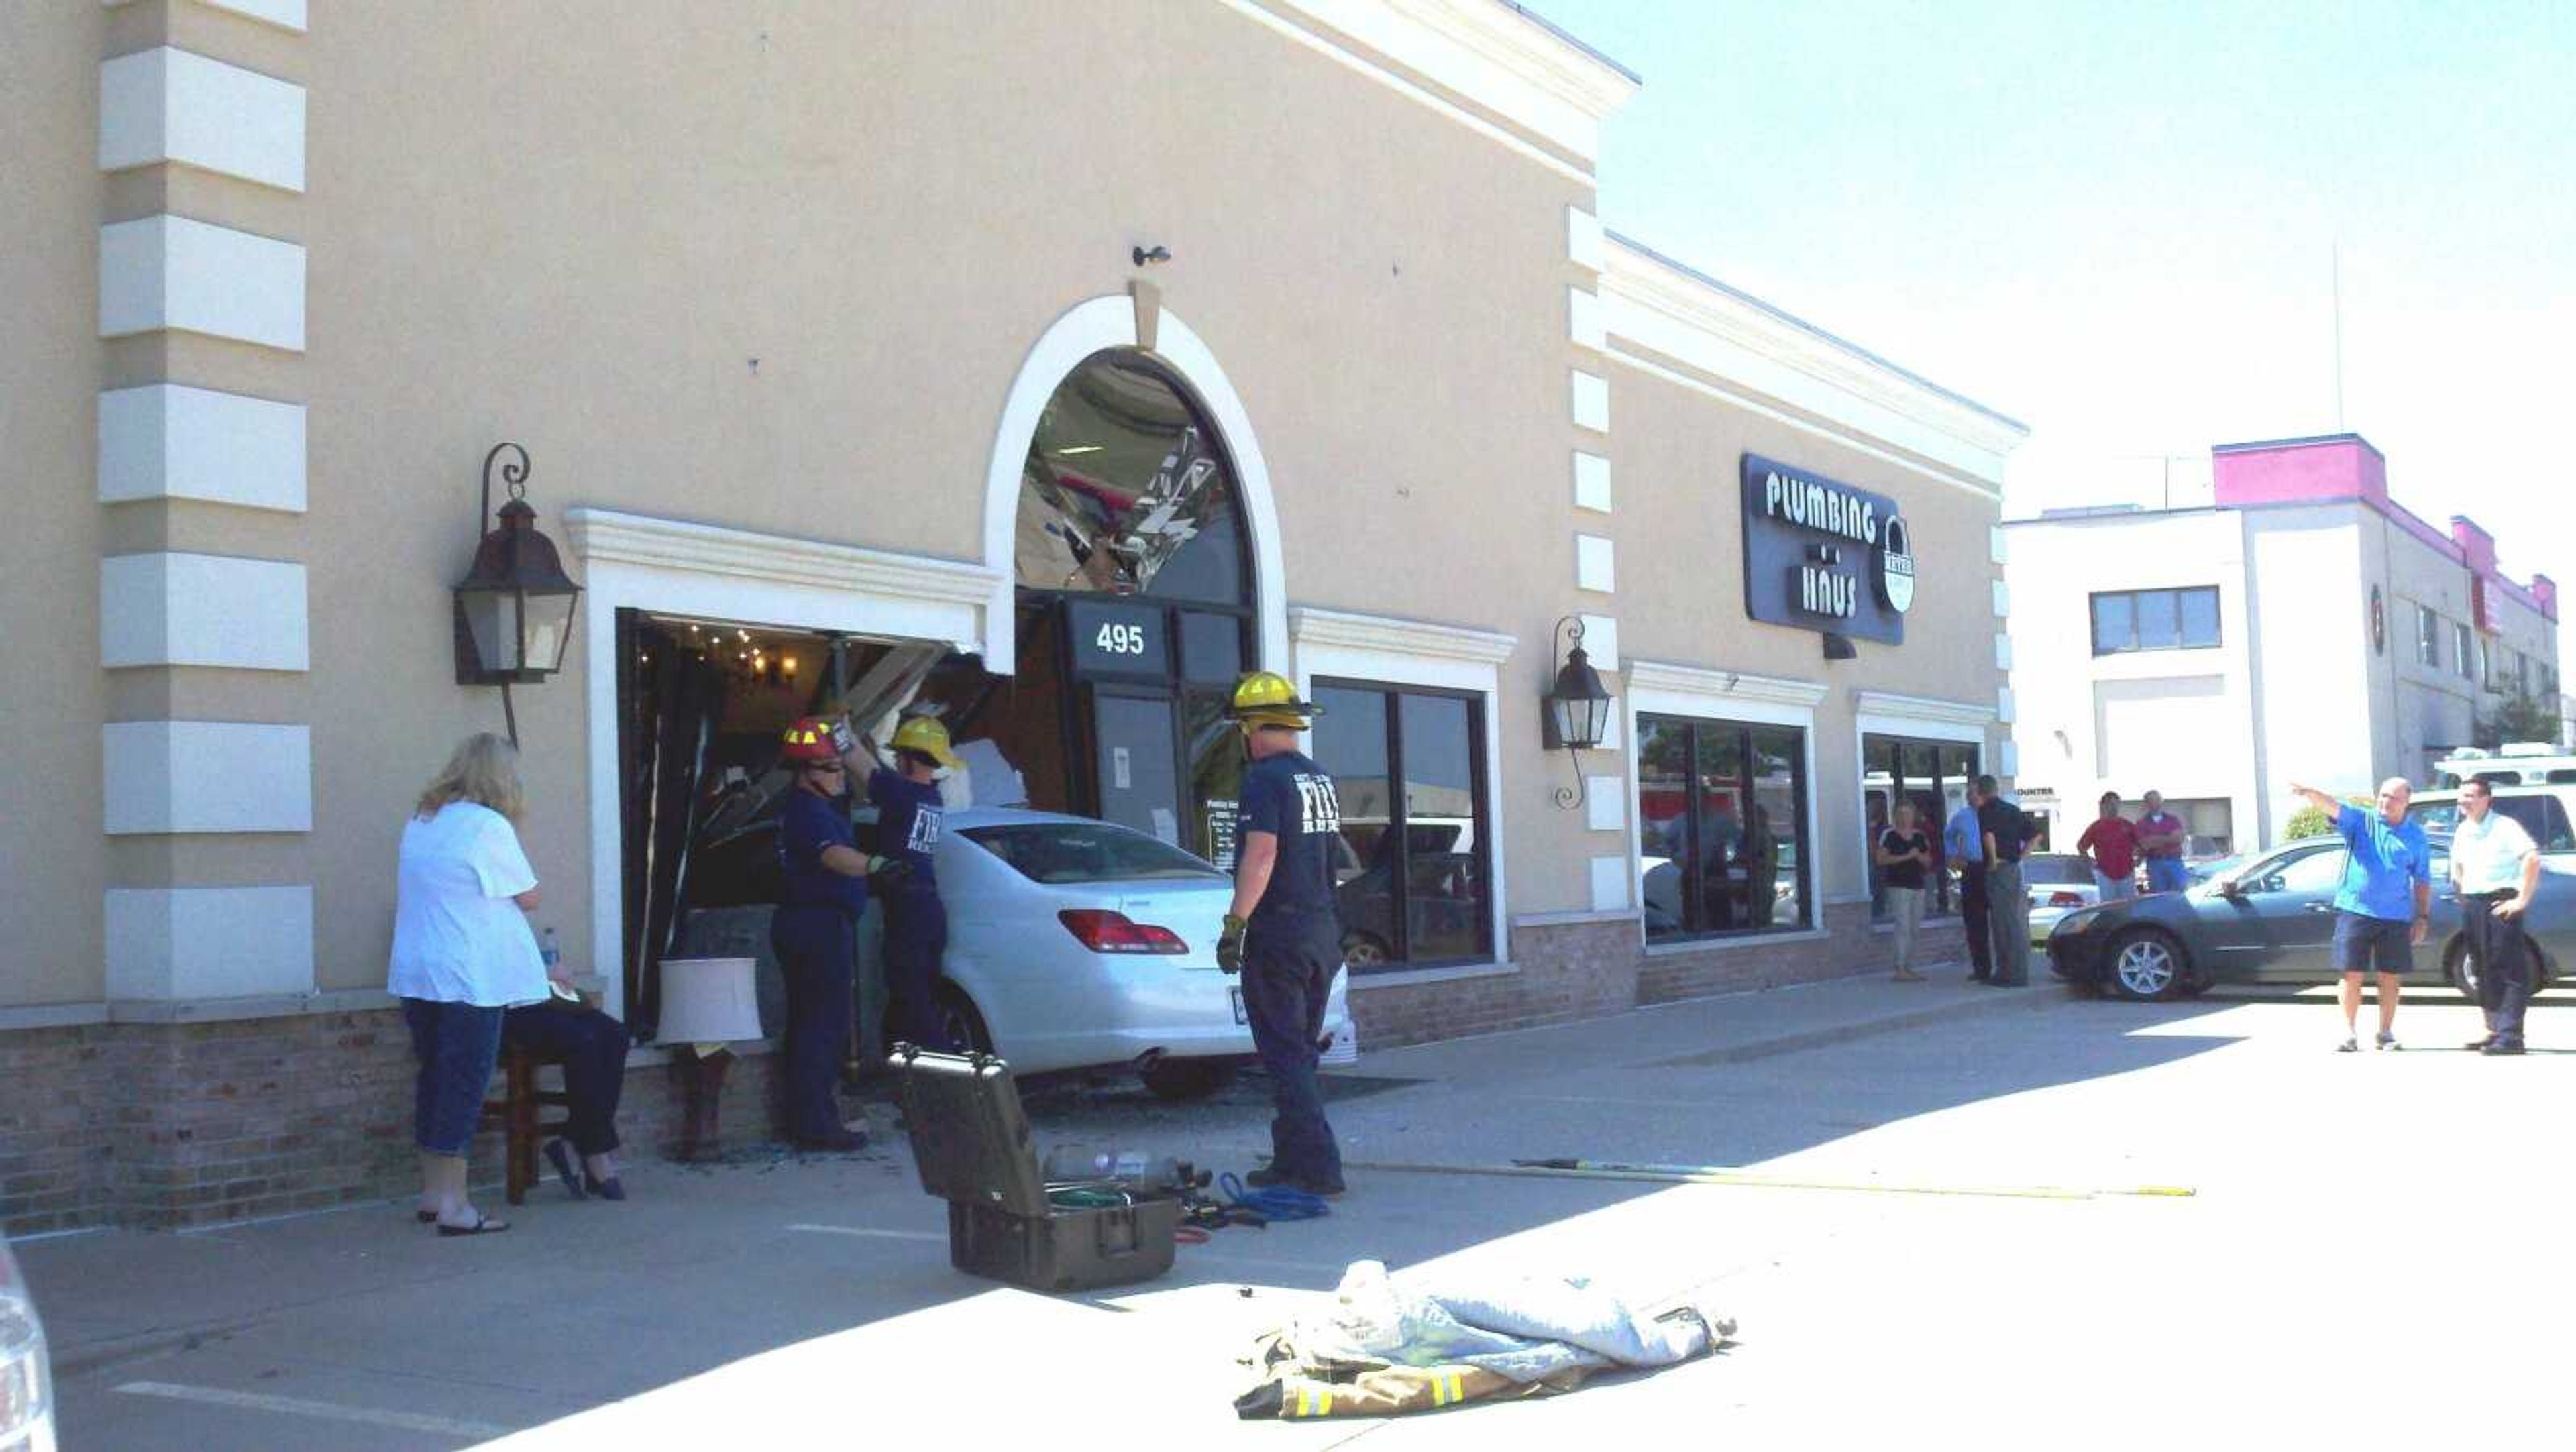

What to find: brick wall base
left=1350, top=902, right=1975, bottom=1050
left=9, top=903, right=1982, bottom=1234
left=1, top=1012, right=793, bottom=1237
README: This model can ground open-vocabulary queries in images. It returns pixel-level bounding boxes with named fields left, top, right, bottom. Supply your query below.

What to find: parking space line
left=112, top=1380, right=512, bottom=1438
left=785, top=1223, right=947, bottom=1242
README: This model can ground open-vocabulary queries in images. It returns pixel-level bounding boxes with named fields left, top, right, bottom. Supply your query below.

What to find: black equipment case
left=891, top=1045, right=1179, bottom=1293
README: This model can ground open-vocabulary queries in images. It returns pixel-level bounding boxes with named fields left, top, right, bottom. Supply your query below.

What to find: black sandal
left=436, top=1213, right=510, bottom=1237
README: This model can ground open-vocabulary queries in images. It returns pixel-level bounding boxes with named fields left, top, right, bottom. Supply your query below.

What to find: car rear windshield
left=2020, top=856, right=2092, bottom=885
left=959, top=824, right=1228, bottom=885
left=2409, top=794, right=2574, bottom=852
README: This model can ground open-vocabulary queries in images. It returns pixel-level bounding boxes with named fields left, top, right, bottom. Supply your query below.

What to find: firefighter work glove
left=1216, top=913, right=1248, bottom=974
left=865, top=855, right=911, bottom=887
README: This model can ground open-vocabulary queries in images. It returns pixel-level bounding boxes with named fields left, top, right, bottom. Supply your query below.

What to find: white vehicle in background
left=1, top=1236, right=55, bottom=1452
left=934, top=808, right=1357, bottom=1098
left=2022, top=852, right=2109, bottom=947
left=2434, top=742, right=2576, bottom=789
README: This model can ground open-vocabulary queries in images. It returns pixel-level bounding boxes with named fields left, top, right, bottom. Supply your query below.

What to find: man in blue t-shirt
left=2290, top=777, right=2432, bottom=1052
left=1216, top=671, right=1346, bottom=1198
left=865, top=716, right=963, bottom=1054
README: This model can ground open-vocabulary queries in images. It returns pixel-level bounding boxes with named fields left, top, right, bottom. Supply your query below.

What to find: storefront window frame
left=1309, top=675, right=1497, bottom=972
left=1635, top=710, right=1815, bottom=943
left=1860, top=730, right=1982, bottom=923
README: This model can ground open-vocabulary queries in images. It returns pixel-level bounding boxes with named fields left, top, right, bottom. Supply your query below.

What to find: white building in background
left=2005, top=434, right=2561, bottom=854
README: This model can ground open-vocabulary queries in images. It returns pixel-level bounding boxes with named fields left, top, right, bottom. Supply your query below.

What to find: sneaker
left=2335, top=1036, right=2359, bottom=1053
left=2375, top=1030, right=2402, bottom=1052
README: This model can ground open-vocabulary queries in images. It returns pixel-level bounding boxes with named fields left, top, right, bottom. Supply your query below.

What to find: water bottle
left=540, top=926, right=562, bottom=972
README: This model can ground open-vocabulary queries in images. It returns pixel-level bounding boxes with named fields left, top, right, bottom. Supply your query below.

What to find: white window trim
left=1289, top=608, right=1514, bottom=970
left=1851, top=692, right=1996, bottom=911
left=570, top=508, right=1004, bottom=1021
left=1623, top=660, right=1826, bottom=950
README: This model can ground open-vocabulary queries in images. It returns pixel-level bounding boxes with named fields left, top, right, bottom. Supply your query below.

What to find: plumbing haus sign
left=1739, top=454, right=1913, bottom=645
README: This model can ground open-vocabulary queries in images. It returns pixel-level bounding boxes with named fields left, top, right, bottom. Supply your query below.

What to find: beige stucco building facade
left=1, top=0, right=2023, bottom=1233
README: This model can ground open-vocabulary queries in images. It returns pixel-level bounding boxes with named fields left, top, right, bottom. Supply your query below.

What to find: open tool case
left=892, top=1045, right=1179, bottom=1292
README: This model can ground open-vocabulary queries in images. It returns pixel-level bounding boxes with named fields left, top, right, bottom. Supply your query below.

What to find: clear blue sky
left=1539, top=0, right=2573, bottom=641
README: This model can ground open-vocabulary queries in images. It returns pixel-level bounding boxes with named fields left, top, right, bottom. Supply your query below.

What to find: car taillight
left=2048, top=891, right=2084, bottom=905
left=1057, top=909, right=1187, bottom=955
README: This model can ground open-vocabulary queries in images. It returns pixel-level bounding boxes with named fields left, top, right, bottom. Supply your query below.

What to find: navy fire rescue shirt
left=867, top=767, right=943, bottom=894
left=1236, top=750, right=1342, bottom=938
left=778, top=786, right=868, bottom=919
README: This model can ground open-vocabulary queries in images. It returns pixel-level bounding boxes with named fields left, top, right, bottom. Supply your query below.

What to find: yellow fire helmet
left=1225, top=670, right=1323, bottom=732
left=889, top=714, right=965, bottom=771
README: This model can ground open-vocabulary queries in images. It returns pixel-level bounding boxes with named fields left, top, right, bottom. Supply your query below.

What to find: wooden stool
left=482, top=1044, right=573, bottom=1205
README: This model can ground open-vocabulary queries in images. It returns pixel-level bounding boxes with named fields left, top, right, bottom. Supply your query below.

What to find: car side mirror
left=2216, top=879, right=2245, bottom=899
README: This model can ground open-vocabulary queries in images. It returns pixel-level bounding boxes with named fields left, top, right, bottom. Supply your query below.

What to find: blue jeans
left=2145, top=857, right=2189, bottom=894
left=771, top=905, right=856, bottom=1142
left=403, top=997, right=506, bottom=1157
left=1241, top=924, right=1343, bottom=1189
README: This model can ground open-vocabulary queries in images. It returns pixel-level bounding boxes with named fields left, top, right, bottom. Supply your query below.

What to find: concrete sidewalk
left=27, top=962, right=2049, bottom=1447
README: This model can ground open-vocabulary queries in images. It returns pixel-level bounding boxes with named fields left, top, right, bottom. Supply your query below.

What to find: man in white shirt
left=2449, top=780, right=2542, bottom=1054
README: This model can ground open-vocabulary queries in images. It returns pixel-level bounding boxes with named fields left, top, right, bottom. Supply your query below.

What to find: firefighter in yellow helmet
left=770, top=714, right=904, bottom=1152
left=864, top=714, right=966, bottom=1054
left=1220, top=671, right=1346, bottom=1197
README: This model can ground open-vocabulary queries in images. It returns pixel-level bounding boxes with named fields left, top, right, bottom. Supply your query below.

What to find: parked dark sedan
left=2047, top=833, right=2573, bottom=1001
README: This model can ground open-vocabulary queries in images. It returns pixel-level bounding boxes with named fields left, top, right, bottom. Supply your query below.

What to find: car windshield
left=959, top=822, right=1228, bottom=885
left=2020, top=855, right=2092, bottom=885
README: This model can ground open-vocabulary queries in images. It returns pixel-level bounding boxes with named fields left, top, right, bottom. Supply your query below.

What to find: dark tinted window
left=959, top=823, right=1225, bottom=884
left=2021, top=855, right=2093, bottom=885
left=1311, top=681, right=1493, bottom=969
left=1642, top=713, right=1811, bottom=940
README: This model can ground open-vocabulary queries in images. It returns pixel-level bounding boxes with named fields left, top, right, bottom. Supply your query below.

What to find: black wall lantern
left=453, top=442, right=581, bottom=743
left=1542, top=616, right=1615, bottom=809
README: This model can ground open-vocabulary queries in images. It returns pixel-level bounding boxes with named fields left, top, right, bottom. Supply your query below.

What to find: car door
left=2247, top=842, right=2353, bottom=981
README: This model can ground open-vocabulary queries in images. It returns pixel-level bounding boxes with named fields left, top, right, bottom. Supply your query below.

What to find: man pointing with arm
left=2289, top=776, right=2432, bottom=1052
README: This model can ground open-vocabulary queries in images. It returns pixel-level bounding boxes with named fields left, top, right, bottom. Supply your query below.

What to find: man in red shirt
left=2075, top=791, right=2140, bottom=899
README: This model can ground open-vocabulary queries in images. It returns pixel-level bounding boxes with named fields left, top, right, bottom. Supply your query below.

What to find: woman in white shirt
left=389, top=734, right=547, bottom=1235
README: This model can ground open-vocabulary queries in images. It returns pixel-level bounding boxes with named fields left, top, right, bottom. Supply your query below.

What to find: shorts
left=2331, top=912, right=2414, bottom=975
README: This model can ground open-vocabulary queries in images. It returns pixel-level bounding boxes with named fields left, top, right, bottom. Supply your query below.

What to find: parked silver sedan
left=2023, top=853, right=2110, bottom=947
left=935, top=809, right=1357, bottom=1097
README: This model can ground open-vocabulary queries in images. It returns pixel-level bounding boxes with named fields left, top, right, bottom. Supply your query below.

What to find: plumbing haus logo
left=1739, top=455, right=1913, bottom=645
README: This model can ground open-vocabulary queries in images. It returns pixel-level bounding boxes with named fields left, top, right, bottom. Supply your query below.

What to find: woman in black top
left=1874, top=801, right=1934, bottom=981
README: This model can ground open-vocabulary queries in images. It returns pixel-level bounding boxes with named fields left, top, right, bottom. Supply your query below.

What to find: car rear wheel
left=1341, top=932, right=1392, bottom=969
left=1138, top=1058, right=1237, bottom=1101
left=2449, top=938, right=2544, bottom=1005
left=2106, top=928, right=2186, bottom=1001
left=934, top=985, right=992, bottom=1056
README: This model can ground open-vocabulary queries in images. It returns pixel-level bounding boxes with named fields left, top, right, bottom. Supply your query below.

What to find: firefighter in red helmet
left=770, top=714, right=903, bottom=1150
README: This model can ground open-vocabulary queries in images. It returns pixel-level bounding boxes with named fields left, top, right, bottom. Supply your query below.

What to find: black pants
left=1241, top=924, right=1343, bottom=1189
left=2465, top=892, right=2532, bottom=1044
left=771, top=904, right=856, bottom=1141
left=1959, top=864, right=1993, bottom=978
left=881, top=889, right=952, bottom=1053
left=502, top=999, right=631, bottom=1156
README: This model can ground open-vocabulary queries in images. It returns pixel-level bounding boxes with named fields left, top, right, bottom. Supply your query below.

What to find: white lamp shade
left=657, top=957, right=764, bottom=1044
